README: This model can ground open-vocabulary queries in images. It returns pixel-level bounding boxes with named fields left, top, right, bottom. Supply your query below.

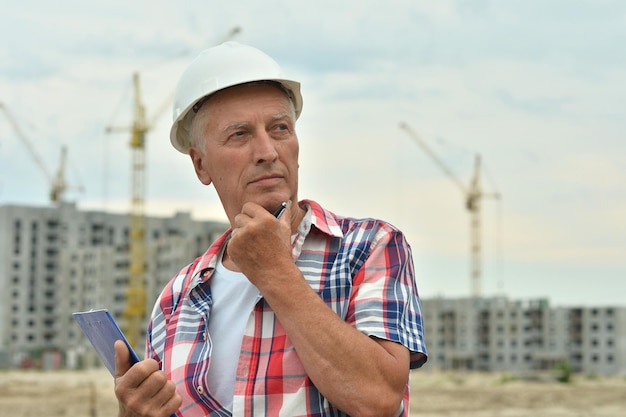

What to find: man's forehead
left=203, top=85, right=295, bottom=124
left=198, top=81, right=292, bottom=113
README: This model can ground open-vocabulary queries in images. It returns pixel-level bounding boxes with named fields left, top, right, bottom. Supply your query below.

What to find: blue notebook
left=73, top=309, right=140, bottom=376
left=74, top=310, right=178, bottom=417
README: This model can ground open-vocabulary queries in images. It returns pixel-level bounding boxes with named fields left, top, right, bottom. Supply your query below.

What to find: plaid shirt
left=147, top=200, right=427, bottom=417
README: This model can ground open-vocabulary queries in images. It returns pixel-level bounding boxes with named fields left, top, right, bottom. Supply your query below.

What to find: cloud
left=1, top=0, right=625, bottom=306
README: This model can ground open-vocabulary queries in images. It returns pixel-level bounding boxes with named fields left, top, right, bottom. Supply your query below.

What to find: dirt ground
left=410, top=371, right=626, bottom=417
left=1, top=368, right=625, bottom=417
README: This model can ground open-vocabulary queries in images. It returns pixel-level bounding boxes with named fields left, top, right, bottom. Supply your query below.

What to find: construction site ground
left=1, top=368, right=624, bottom=416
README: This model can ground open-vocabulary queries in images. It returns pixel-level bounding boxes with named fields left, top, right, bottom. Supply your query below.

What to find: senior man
left=114, top=41, right=427, bottom=417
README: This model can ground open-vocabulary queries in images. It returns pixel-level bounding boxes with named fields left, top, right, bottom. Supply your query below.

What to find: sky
left=0, top=0, right=624, bottom=307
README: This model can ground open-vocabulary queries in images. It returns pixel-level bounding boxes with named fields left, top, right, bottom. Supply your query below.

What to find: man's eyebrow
left=270, top=113, right=293, bottom=123
left=223, top=121, right=248, bottom=132
left=221, top=113, right=293, bottom=133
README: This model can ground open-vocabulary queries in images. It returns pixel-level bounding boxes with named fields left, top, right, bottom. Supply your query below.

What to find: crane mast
left=400, top=122, right=497, bottom=297
left=127, top=72, right=148, bottom=349
left=467, top=155, right=482, bottom=297
left=106, top=72, right=149, bottom=349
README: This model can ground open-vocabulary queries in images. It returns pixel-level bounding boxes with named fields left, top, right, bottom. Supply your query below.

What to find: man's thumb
left=114, top=339, right=131, bottom=378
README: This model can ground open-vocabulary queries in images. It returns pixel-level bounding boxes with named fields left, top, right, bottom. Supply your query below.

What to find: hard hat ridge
left=169, top=41, right=303, bottom=154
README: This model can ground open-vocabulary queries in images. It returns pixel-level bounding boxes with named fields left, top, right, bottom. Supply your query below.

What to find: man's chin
left=261, top=194, right=293, bottom=212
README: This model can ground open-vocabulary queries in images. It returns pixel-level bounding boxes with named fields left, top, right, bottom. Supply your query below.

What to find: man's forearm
left=256, top=262, right=409, bottom=417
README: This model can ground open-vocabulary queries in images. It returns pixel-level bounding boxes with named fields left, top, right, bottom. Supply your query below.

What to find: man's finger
left=114, top=339, right=131, bottom=378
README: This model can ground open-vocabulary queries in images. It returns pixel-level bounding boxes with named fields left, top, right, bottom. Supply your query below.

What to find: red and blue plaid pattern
left=147, top=200, right=427, bottom=416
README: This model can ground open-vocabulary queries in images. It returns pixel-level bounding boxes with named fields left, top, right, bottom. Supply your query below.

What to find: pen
left=272, top=202, right=288, bottom=219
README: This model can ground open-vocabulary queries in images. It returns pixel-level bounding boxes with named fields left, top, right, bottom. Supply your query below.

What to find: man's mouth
left=249, top=174, right=283, bottom=186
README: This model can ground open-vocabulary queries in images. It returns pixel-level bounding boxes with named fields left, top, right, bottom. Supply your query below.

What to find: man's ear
left=189, top=147, right=212, bottom=185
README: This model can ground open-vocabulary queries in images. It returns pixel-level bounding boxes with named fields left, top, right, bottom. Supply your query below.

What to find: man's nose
left=253, top=131, right=279, bottom=164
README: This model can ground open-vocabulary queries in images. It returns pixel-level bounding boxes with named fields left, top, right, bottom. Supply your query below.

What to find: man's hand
left=114, top=340, right=182, bottom=417
left=226, top=201, right=294, bottom=280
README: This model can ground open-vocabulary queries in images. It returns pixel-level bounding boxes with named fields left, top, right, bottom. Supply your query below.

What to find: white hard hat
left=170, top=41, right=303, bottom=154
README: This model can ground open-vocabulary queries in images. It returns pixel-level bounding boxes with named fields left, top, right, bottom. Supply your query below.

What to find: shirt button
left=202, top=332, right=208, bottom=341
left=197, top=385, right=204, bottom=395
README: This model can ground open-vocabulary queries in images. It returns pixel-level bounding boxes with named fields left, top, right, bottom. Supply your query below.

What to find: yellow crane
left=107, top=27, right=243, bottom=349
left=105, top=72, right=159, bottom=349
left=399, top=121, right=499, bottom=297
left=1, top=101, right=81, bottom=203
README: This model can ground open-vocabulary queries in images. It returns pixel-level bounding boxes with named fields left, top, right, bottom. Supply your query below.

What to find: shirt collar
left=300, top=199, right=344, bottom=239
left=190, top=199, right=343, bottom=287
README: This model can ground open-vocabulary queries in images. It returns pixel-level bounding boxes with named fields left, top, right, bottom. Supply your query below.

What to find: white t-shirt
left=206, top=251, right=260, bottom=411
